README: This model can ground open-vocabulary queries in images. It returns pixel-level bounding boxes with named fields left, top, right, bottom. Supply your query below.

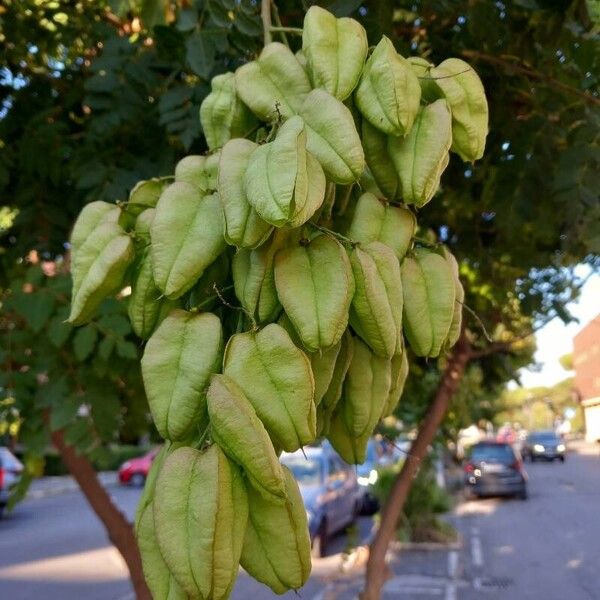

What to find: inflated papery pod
left=200, top=72, right=258, bottom=151
left=232, top=229, right=294, bottom=324
left=382, top=349, right=409, bottom=418
left=389, top=99, right=453, bottom=207
left=328, top=337, right=391, bottom=463
left=349, top=242, right=403, bottom=358
left=274, top=234, right=354, bottom=352
left=319, top=330, right=354, bottom=436
left=401, top=247, right=456, bottom=357
left=151, top=182, right=226, bottom=299
left=141, top=310, right=223, bottom=441
left=207, top=373, right=287, bottom=504
left=413, top=58, right=488, bottom=162
left=245, top=116, right=326, bottom=227
left=302, top=5, right=368, bottom=101
left=68, top=201, right=134, bottom=325
left=355, top=36, right=421, bottom=136
left=439, top=246, right=465, bottom=351
left=278, top=312, right=342, bottom=406
left=126, top=177, right=171, bottom=218
left=235, top=42, right=311, bottom=121
left=241, top=466, right=311, bottom=594
left=347, top=192, right=416, bottom=260
left=223, top=324, right=316, bottom=452
left=298, top=89, right=365, bottom=184
left=361, top=119, right=400, bottom=199
left=154, top=446, right=248, bottom=600
left=219, top=139, right=273, bottom=248
left=174, top=154, right=219, bottom=193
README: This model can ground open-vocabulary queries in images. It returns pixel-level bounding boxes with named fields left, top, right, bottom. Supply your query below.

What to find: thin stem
left=261, top=0, right=272, bottom=45
left=191, top=284, right=234, bottom=311
left=308, top=221, right=358, bottom=247
left=457, top=300, right=493, bottom=343
left=270, top=2, right=290, bottom=47
left=418, top=68, right=471, bottom=80
left=269, top=26, right=303, bottom=34
left=213, top=283, right=257, bottom=330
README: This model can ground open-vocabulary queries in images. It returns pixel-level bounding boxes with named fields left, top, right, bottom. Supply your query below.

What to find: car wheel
left=560, top=456, right=565, bottom=462
left=0, top=504, right=4, bottom=519
left=311, top=520, right=328, bottom=558
left=518, top=487, right=528, bottom=500
left=361, top=494, right=379, bottom=516
left=130, top=473, right=146, bottom=487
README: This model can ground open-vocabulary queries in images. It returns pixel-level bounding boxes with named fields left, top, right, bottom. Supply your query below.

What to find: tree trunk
left=360, top=334, right=472, bottom=600
left=51, top=430, right=151, bottom=600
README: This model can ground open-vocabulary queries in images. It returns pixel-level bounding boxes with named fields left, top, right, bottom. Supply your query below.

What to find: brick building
left=573, top=314, right=600, bottom=442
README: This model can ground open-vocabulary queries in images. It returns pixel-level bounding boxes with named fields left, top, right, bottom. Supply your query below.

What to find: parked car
left=118, top=448, right=159, bottom=486
left=522, top=431, right=566, bottom=462
left=464, top=441, right=528, bottom=500
left=0, top=447, right=24, bottom=517
left=281, top=443, right=361, bottom=557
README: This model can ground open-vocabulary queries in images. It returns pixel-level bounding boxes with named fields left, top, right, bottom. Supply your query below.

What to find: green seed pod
left=319, top=329, right=354, bottom=435
left=349, top=242, right=403, bottom=358
left=302, top=6, right=368, bottom=101
left=355, top=37, right=421, bottom=136
left=141, top=310, right=223, bottom=441
left=127, top=177, right=171, bottom=218
left=187, top=251, right=230, bottom=312
left=278, top=313, right=342, bottom=406
left=244, top=116, right=325, bottom=227
left=232, top=230, right=295, bottom=324
left=347, top=192, right=416, bottom=260
left=223, top=323, right=316, bottom=452
left=407, top=56, right=440, bottom=100
left=274, top=235, right=355, bottom=352
left=207, top=374, right=287, bottom=504
left=235, top=42, right=311, bottom=122
left=299, top=89, right=365, bottom=184
left=382, top=348, right=409, bottom=418
left=154, top=445, right=248, bottom=600
left=151, top=182, right=226, bottom=299
left=134, top=207, right=155, bottom=247
left=439, top=246, right=464, bottom=351
left=128, top=249, right=178, bottom=339
left=69, top=207, right=134, bottom=325
left=240, top=466, right=311, bottom=594
left=174, top=153, right=220, bottom=193
left=137, top=501, right=189, bottom=600
left=389, top=99, right=452, bottom=207
left=401, top=247, right=456, bottom=357
left=328, top=337, right=391, bottom=463
left=361, top=119, right=400, bottom=200
left=200, top=72, right=258, bottom=151
left=423, top=58, right=488, bottom=162
left=219, top=138, right=273, bottom=248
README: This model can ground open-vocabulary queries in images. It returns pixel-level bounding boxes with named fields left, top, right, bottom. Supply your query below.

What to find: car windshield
left=529, top=432, right=559, bottom=443
left=281, top=456, right=322, bottom=486
left=470, top=444, right=515, bottom=463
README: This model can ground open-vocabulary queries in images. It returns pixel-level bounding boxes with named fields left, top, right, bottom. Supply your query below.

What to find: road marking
left=447, top=550, right=459, bottom=578
left=445, top=582, right=457, bottom=600
left=471, top=532, right=484, bottom=568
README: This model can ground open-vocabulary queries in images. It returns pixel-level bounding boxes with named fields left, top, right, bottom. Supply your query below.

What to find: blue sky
left=519, top=266, right=600, bottom=388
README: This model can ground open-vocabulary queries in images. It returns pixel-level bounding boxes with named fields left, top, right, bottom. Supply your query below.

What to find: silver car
left=0, top=447, right=23, bottom=517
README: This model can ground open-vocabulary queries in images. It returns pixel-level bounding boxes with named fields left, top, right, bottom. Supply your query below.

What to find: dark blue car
left=281, top=444, right=361, bottom=557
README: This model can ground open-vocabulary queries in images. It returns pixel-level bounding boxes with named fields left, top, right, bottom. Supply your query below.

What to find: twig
left=261, top=0, right=272, bottom=46
left=462, top=49, right=600, bottom=107
left=269, top=26, right=303, bottom=34
left=457, top=300, right=493, bottom=343
left=270, top=3, right=290, bottom=47
left=308, top=221, right=358, bottom=247
left=213, top=283, right=257, bottom=330
left=418, top=68, right=471, bottom=80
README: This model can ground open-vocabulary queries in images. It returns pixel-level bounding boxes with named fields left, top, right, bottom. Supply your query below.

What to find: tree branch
left=51, top=430, right=151, bottom=600
left=261, top=0, right=272, bottom=46
left=462, top=50, right=600, bottom=107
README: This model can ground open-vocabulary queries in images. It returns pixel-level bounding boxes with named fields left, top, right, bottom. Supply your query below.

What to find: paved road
left=0, top=476, right=373, bottom=600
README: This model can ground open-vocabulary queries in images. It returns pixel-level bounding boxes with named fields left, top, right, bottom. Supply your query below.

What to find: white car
left=0, top=447, right=23, bottom=517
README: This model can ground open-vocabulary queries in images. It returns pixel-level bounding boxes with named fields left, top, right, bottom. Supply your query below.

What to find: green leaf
left=90, top=392, right=122, bottom=440
left=96, top=313, right=131, bottom=336
left=141, top=0, right=167, bottom=28
left=73, top=326, right=98, bottom=361
left=13, top=291, right=56, bottom=333
left=50, top=396, right=82, bottom=431
left=48, top=316, right=71, bottom=348
left=63, top=419, right=91, bottom=448
left=186, top=31, right=216, bottom=78
left=98, top=336, right=116, bottom=361
left=116, top=339, right=138, bottom=359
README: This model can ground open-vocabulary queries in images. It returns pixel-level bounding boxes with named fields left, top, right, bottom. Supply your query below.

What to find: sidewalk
left=26, top=471, right=118, bottom=500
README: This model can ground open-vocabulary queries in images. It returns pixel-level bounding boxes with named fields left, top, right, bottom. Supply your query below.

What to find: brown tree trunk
left=360, top=333, right=472, bottom=600
left=51, top=430, right=151, bottom=600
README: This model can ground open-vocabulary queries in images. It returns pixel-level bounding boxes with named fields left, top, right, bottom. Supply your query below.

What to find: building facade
left=573, top=314, right=600, bottom=442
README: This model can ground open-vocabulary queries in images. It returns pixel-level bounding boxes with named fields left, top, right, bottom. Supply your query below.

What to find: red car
left=118, top=448, right=159, bottom=486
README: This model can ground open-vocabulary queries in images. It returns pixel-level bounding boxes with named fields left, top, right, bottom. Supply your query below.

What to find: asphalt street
left=0, top=443, right=598, bottom=599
